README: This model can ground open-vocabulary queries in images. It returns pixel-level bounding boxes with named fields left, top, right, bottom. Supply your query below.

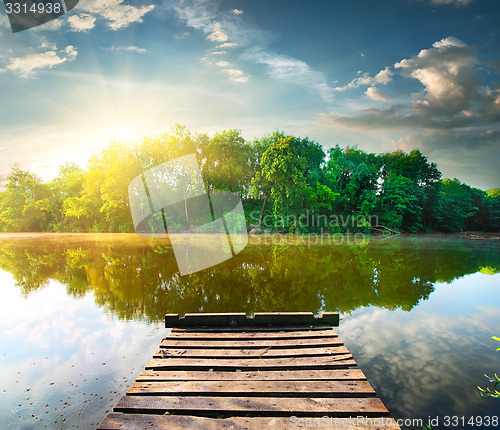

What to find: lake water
left=0, top=233, right=499, bottom=429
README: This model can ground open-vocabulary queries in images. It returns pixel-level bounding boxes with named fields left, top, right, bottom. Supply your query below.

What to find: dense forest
left=0, top=125, right=499, bottom=233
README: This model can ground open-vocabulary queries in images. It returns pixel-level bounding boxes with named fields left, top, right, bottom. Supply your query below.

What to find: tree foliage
left=0, top=126, right=498, bottom=233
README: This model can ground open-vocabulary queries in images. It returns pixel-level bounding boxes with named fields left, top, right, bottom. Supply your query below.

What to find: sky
left=0, top=0, right=499, bottom=190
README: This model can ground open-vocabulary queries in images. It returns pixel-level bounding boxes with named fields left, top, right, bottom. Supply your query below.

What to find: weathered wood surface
left=160, top=337, right=343, bottom=349
left=167, top=328, right=338, bottom=339
left=136, top=368, right=368, bottom=381
left=146, top=355, right=357, bottom=370
left=98, top=312, right=400, bottom=429
left=100, top=413, right=402, bottom=430
left=153, top=345, right=350, bottom=358
left=127, top=380, right=376, bottom=397
left=114, top=395, right=389, bottom=416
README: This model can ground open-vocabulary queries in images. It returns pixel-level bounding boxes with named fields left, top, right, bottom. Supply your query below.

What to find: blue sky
left=0, top=0, right=499, bottom=189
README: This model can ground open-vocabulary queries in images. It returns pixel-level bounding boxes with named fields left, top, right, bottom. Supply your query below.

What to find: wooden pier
left=98, top=312, right=401, bottom=429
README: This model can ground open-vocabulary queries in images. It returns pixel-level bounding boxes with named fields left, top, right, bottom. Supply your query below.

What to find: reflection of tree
left=0, top=235, right=498, bottom=322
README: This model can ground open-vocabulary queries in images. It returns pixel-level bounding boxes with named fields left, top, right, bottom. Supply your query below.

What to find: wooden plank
left=99, top=413, right=402, bottom=430
left=165, top=312, right=339, bottom=328
left=136, top=369, right=367, bottom=382
left=127, top=380, right=376, bottom=397
left=171, top=325, right=335, bottom=332
left=153, top=345, right=349, bottom=359
left=145, top=355, right=356, bottom=370
left=167, top=329, right=338, bottom=339
left=160, top=337, right=343, bottom=349
left=114, top=395, right=389, bottom=416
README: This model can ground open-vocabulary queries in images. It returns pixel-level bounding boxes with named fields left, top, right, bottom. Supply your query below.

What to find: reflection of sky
left=337, top=273, right=500, bottom=429
left=1, top=267, right=499, bottom=429
left=0, top=270, right=166, bottom=430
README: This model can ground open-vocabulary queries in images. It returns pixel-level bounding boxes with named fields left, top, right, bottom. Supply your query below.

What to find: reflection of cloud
left=337, top=274, right=500, bottom=419
left=0, top=273, right=166, bottom=430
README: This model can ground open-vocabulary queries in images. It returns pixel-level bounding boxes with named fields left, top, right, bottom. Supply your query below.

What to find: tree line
left=0, top=125, right=499, bottom=233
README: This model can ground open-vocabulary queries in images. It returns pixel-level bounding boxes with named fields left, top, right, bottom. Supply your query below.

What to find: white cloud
left=232, top=9, right=243, bottom=15
left=3, top=44, right=78, bottom=78
left=77, top=0, right=155, bottom=30
left=217, top=42, right=238, bottom=49
left=334, top=67, right=393, bottom=91
left=223, top=68, right=250, bottom=83
left=247, top=50, right=334, bottom=102
left=206, top=22, right=228, bottom=42
left=394, top=36, right=481, bottom=116
left=366, top=86, right=388, bottom=101
left=108, top=46, right=147, bottom=54
left=68, top=13, right=97, bottom=32
left=62, top=45, right=78, bottom=61
left=375, top=67, right=393, bottom=84
left=216, top=61, right=231, bottom=67
left=172, top=0, right=333, bottom=102
left=322, top=37, right=500, bottom=131
left=40, top=40, right=57, bottom=50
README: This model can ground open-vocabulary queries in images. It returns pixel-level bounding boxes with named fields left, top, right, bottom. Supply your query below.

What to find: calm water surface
left=0, top=233, right=499, bottom=429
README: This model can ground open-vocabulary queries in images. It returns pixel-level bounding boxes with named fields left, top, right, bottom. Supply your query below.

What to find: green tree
left=250, top=133, right=307, bottom=222
left=378, top=173, right=425, bottom=232
left=0, top=166, right=57, bottom=232
left=434, top=179, right=476, bottom=232
left=199, top=129, right=253, bottom=194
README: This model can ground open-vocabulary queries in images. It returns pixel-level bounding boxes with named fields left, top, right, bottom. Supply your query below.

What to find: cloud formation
left=77, top=0, right=155, bottom=31
left=321, top=37, right=500, bottom=132
left=2, top=44, right=77, bottom=78
left=108, top=45, right=147, bottom=54
left=68, top=13, right=97, bottom=32
left=334, top=67, right=393, bottom=91
left=171, top=0, right=333, bottom=96
left=206, top=22, right=228, bottom=42
left=223, top=68, right=250, bottom=83
left=246, top=50, right=334, bottom=102
left=366, top=86, right=388, bottom=101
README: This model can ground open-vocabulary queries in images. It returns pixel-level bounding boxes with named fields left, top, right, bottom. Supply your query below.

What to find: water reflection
left=337, top=273, right=500, bottom=429
left=0, top=234, right=498, bottom=322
